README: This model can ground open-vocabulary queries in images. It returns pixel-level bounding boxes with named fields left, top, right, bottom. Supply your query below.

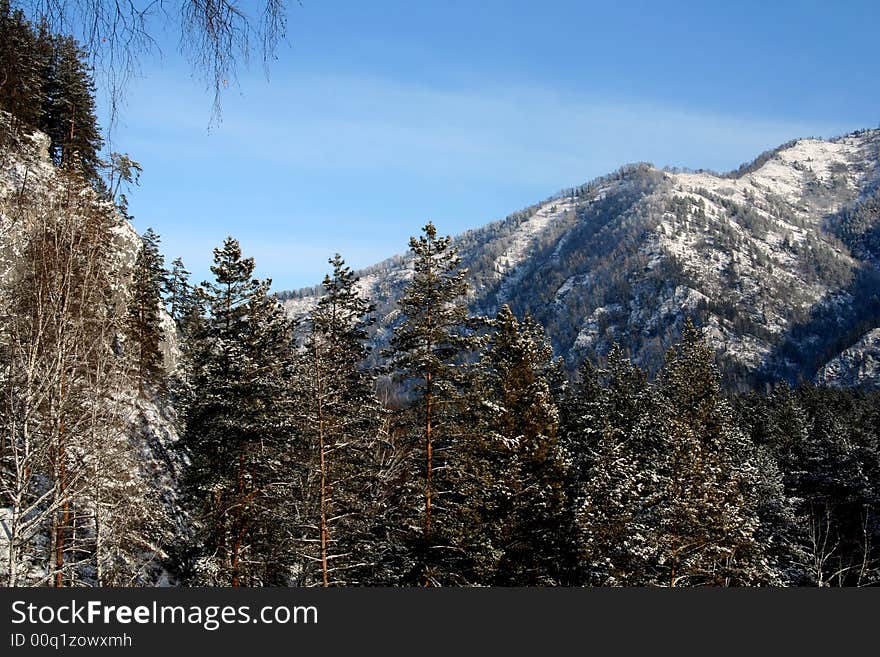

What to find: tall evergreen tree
left=386, top=222, right=481, bottom=584
left=43, top=34, right=102, bottom=179
left=0, top=1, right=45, bottom=132
left=181, top=237, right=298, bottom=586
left=654, top=321, right=772, bottom=585
left=463, top=305, right=570, bottom=584
left=576, top=346, right=660, bottom=585
left=127, top=227, right=167, bottom=391
left=165, top=256, right=199, bottom=328
left=296, top=254, right=387, bottom=585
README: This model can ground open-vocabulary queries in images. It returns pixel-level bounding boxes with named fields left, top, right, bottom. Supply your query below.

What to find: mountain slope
left=282, top=129, right=880, bottom=387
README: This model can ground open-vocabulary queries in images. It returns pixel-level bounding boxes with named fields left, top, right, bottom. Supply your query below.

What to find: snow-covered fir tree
left=385, top=222, right=483, bottom=585
left=462, top=305, right=572, bottom=585
left=652, top=321, right=773, bottom=585
left=180, top=237, right=299, bottom=585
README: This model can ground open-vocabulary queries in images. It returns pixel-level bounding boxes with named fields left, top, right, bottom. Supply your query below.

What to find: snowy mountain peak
left=282, top=130, right=880, bottom=387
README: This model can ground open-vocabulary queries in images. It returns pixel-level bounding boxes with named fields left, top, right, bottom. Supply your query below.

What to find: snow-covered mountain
left=282, top=129, right=880, bottom=388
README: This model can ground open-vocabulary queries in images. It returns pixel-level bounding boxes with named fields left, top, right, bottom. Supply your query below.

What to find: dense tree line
left=3, top=159, right=879, bottom=587
left=157, top=224, right=879, bottom=587
left=0, top=1, right=102, bottom=179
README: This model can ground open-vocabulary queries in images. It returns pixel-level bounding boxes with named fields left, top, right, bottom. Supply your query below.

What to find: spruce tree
left=736, top=384, right=809, bottom=582
left=127, top=227, right=167, bottom=391
left=386, top=222, right=481, bottom=585
left=463, top=305, right=570, bottom=584
left=654, top=321, right=771, bottom=585
left=181, top=237, right=299, bottom=586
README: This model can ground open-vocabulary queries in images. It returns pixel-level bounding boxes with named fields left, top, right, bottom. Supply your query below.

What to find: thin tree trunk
left=94, top=458, right=103, bottom=587
left=424, top=372, right=433, bottom=586
left=315, top=342, right=330, bottom=587
left=54, top=451, right=67, bottom=587
left=54, top=382, right=68, bottom=588
left=230, top=449, right=245, bottom=587
left=425, top=381, right=432, bottom=542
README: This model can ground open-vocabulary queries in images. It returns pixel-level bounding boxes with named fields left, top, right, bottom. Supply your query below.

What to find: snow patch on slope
left=816, top=328, right=880, bottom=389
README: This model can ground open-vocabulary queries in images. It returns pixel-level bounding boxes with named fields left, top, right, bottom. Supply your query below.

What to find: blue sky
left=102, top=0, right=880, bottom=291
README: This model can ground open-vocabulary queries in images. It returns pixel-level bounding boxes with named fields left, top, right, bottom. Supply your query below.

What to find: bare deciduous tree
left=16, top=1, right=289, bottom=121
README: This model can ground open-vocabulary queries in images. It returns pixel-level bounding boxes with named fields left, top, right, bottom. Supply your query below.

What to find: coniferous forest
left=1, top=4, right=879, bottom=588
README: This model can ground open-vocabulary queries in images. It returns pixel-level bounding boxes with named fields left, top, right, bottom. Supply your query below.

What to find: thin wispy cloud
left=127, top=72, right=852, bottom=183
left=114, top=71, right=860, bottom=289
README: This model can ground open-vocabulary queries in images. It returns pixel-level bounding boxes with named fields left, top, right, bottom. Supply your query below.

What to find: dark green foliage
left=172, top=227, right=880, bottom=588
left=0, top=4, right=102, bottom=180
left=461, top=306, right=571, bottom=585
left=653, top=322, right=773, bottom=585
left=385, top=222, right=483, bottom=585
left=165, top=257, right=199, bottom=329
left=0, top=1, right=47, bottom=132
left=737, top=383, right=880, bottom=585
left=569, top=326, right=777, bottom=586
left=127, top=227, right=167, bottom=389
left=180, top=238, right=300, bottom=585
left=43, top=34, right=102, bottom=178
left=295, top=254, right=389, bottom=585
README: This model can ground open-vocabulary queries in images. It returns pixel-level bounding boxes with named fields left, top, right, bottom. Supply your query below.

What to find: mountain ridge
left=281, top=128, right=880, bottom=388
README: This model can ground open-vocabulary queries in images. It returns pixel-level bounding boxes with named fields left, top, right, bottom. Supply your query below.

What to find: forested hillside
left=282, top=131, right=880, bottom=390
left=2, top=3, right=879, bottom=587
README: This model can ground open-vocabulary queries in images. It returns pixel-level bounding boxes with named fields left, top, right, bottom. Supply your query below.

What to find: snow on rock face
left=279, top=129, right=880, bottom=384
left=573, top=304, right=625, bottom=352
left=0, top=118, right=179, bottom=371
left=673, top=132, right=878, bottom=222
left=815, top=328, right=880, bottom=389
left=633, top=131, right=880, bottom=374
left=495, top=197, right=576, bottom=277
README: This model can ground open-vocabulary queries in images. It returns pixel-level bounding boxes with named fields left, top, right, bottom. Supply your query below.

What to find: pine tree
left=295, top=254, right=387, bottom=585
left=165, top=256, right=199, bottom=328
left=181, top=237, right=299, bottom=586
left=103, top=152, right=142, bottom=216
left=385, top=222, right=481, bottom=585
left=463, top=305, right=570, bottom=584
left=127, top=227, right=167, bottom=391
left=43, top=34, right=102, bottom=180
left=654, top=321, right=771, bottom=585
